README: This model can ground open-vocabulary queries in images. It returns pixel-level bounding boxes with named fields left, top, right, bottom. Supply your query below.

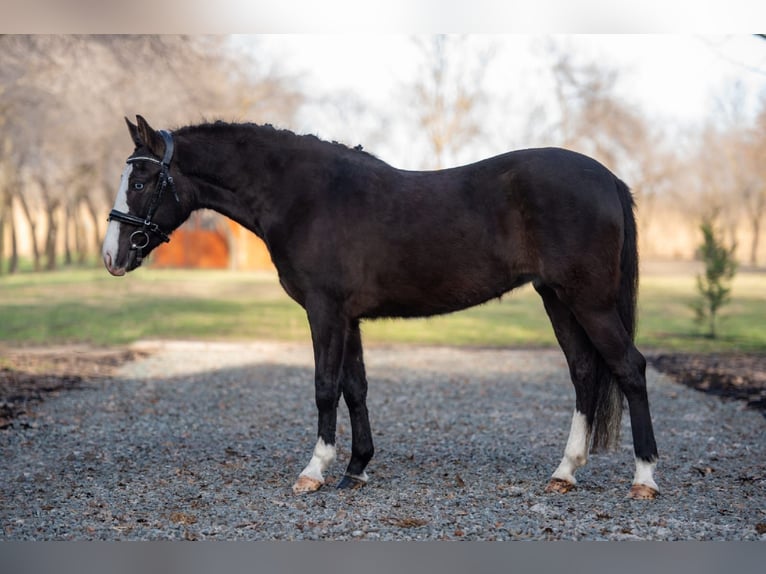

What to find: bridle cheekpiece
left=108, top=130, right=179, bottom=264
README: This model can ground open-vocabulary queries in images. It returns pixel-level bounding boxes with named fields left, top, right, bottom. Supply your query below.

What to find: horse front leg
left=292, top=301, right=348, bottom=493
left=336, top=320, right=374, bottom=489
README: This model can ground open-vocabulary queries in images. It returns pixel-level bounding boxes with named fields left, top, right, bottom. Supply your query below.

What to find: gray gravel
left=1, top=341, right=764, bottom=540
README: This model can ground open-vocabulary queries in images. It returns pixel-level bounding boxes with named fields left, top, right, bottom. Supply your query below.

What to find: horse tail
left=615, top=177, right=639, bottom=341
left=590, top=177, right=637, bottom=452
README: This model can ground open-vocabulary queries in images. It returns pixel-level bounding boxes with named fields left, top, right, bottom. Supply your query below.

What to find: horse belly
left=357, top=242, right=528, bottom=319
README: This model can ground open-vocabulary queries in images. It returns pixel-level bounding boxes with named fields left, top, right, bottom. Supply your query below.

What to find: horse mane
left=175, top=120, right=381, bottom=164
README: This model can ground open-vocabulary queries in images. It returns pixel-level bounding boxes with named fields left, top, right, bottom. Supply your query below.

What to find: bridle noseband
left=108, top=130, right=179, bottom=264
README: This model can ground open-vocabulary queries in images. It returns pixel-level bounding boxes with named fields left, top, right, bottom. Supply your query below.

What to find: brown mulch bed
left=0, top=346, right=144, bottom=429
left=648, top=352, right=766, bottom=414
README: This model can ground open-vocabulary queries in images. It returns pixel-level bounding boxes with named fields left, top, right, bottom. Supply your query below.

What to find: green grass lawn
left=1, top=266, right=764, bottom=353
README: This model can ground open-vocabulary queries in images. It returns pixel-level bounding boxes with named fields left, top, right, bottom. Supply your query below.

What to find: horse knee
left=315, top=385, right=341, bottom=411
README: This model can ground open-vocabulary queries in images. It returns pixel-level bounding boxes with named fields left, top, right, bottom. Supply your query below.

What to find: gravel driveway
left=1, top=341, right=764, bottom=540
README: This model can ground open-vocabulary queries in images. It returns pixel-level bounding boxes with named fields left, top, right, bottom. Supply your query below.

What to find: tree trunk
left=9, top=211, right=18, bottom=274
left=44, top=200, right=59, bottom=271
left=16, top=190, right=41, bottom=271
left=35, top=176, right=61, bottom=271
left=0, top=213, right=5, bottom=275
left=0, top=187, right=7, bottom=275
left=75, top=202, right=87, bottom=265
left=64, top=202, right=74, bottom=266
left=82, top=194, right=102, bottom=259
left=2, top=190, right=19, bottom=274
left=751, top=216, right=761, bottom=267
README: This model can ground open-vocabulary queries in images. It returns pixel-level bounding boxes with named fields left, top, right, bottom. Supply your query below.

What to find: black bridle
left=108, top=130, right=179, bottom=264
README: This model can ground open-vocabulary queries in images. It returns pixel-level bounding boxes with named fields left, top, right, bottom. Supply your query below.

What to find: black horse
left=103, top=116, right=659, bottom=499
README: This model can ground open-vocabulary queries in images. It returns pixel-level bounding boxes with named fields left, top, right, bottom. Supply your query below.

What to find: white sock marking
left=298, top=437, right=336, bottom=483
left=102, top=164, right=132, bottom=270
left=551, top=410, right=591, bottom=485
left=633, top=458, right=659, bottom=491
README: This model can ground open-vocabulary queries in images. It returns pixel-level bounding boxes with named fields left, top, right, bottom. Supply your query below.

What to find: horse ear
left=125, top=116, right=141, bottom=148
left=135, top=115, right=165, bottom=157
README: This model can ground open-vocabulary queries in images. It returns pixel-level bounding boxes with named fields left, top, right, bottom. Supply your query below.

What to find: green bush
left=691, top=219, right=738, bottom=338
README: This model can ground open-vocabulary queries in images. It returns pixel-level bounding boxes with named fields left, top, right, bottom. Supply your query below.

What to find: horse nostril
left=104, top=252, right=126, bottom=276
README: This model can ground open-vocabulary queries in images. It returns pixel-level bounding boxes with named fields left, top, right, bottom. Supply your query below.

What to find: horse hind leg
left=547, top=409, right=591, bottom=493
left=570, top=302, right=659, bottom=500
left=536, top=284, right=600, bottom=494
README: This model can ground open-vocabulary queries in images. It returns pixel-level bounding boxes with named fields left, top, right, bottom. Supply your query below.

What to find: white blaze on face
left=102, top=164, right=132, bottom=273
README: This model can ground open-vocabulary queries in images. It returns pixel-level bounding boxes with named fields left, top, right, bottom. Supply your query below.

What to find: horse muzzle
left=103, top=252, right=126, bottom=276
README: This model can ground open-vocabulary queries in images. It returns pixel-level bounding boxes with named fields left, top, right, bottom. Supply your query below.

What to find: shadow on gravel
left=1, top=346, right=765, bottom=540
left=0, top=347, right=145, bottom=429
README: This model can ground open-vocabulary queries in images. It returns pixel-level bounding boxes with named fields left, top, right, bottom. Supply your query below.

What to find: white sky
left=238, top=34, right=766, bottom=168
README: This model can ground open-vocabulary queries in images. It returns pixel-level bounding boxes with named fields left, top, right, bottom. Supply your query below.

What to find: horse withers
left=102, top=116, right=659, bottom=499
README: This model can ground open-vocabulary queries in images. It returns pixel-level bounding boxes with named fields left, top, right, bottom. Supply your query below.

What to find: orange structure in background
left=225, top=219, right=275, bottom=271
left=151, top=217, right=274, bottom=271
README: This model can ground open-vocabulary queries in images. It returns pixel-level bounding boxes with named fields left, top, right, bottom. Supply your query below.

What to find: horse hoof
left=545, top=478, right=575, bottom=494
left=337, top=475, right=367, bottom=490
left=627, top=484, right=659, bottom=500
left=292, top=475, right=323, bottom=493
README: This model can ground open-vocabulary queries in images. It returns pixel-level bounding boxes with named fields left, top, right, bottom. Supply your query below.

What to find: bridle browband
left=108, top=130, right=179, bottom=264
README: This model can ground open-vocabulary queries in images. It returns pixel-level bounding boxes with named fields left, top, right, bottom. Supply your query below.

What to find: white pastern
left=551, top=410, right=591, bottom=485
left=102, top=164, right=132, bottom=269
left=632, top=458, right=659, bottom=491
left=298, top=437, right=337, bottom=483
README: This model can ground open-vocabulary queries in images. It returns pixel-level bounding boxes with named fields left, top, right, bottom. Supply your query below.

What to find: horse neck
left=176, top=125, right=294, bottom=237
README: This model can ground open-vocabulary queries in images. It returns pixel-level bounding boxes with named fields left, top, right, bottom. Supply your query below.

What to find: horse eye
left=133, top=182, right=144, bottom=191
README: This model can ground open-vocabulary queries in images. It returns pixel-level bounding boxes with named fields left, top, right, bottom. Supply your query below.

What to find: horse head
left=102, top=116, right=188, bottom=276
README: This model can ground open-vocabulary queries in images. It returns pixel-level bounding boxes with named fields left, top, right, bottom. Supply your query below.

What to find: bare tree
left=742, top=96, right=766, bottom=265
left=0, top=140, right=19, bottom=274
left=408, top=35, right=495, bottom=169
left=694, top=85, right=766, bottom=266
left=548, top=47, right=650, bottom=172
left=0, top=35, right=305, bottom=272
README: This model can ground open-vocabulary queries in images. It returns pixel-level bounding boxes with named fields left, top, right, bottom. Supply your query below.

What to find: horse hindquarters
left=537, top=177, right=658, bottom=499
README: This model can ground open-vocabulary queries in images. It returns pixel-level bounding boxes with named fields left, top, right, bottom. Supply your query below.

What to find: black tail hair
left=590, top=177, right=637, bottom=452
